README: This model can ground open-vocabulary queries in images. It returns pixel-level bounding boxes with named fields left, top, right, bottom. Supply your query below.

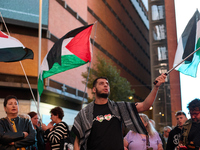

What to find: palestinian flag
left=0, top=31, right=34, bottom=62
left=38, top=24, right=93, bottom=96
left=173, top=10, right=200, bottom=77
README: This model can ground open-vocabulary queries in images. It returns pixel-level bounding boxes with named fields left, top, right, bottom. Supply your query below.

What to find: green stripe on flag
left=178, top=36, right=200, bottom=77
left=38, top=55, right=88, bottom=95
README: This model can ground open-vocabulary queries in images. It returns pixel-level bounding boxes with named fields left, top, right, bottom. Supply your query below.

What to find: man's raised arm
left=136, top=73, right=166, bottom=113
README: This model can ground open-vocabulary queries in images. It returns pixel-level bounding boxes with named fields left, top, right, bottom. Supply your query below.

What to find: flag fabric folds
left=38, top=24, right=93, bottom=96
left=0, top=31, right=34, bottom=62
left=173, top=10, right=200, bottom=77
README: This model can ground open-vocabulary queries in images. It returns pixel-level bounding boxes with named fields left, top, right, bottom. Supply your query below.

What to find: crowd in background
left=0, top=95, right=72, bottom=150
left=1, top=76, right=200, bottom=150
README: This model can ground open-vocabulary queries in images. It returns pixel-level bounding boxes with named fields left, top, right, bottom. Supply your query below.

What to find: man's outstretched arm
left=136, top=73, right=166, bottom=113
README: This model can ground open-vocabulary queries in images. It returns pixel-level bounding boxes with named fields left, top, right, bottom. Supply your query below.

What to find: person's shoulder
left=171, top=126, right=179, bottom=131
left=183, top=119, right=192, bottom=126
left=154, top=131, right=160, bottom=136
left=0, top=117, right=7, bottom=123
left=36, top=125, right=43, bottom=131
left=159, top=132, right=164, bottom=138
left=125, top=130, right=136, bottom=137
left=0, top=117, right=6, bottom=120
left=115, top=100, right=135, bottom=106
left=77, top=101, right=95, bottom=115
left=58, top=121, right=69, bottom=128
left=18, top=116, right=31, bottom=123
left=169, top=126, right=180, bottom=134
left=129, top=130, right=137, bottom=135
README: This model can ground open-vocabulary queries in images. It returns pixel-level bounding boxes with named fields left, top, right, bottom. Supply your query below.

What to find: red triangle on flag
left=65, top=25, right=93, bottom=62
left=0, top=31, right=8, bottom=38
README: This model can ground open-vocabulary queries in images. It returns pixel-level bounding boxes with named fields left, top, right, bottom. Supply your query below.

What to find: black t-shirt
left=188, top=122, right=200, bottom=148
left=87, top=103, right=124, bottom=150
left=166, top=126, right=181, bottom=150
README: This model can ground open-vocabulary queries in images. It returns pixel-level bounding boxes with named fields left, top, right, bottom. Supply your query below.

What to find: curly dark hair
left=4, top=95, right=18, bottom=107
left=50, top=107, right=64, bottom=120
left=187, top=98, right=200, bottom=111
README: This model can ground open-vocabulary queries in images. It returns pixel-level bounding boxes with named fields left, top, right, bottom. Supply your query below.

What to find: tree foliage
left=82, top=56, right=135, bottom=103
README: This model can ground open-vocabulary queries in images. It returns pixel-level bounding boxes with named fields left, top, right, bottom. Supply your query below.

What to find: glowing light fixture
left=129, top=96, right=133, bottom=100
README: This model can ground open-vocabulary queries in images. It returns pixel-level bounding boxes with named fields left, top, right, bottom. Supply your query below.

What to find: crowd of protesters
left=1, top=75, right=200, bottom=150
left=0, top=95, right=71, bottom=150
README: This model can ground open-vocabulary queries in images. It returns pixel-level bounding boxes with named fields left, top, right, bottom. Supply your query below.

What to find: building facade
left=148, top=0, right=181, bottom=130
left=0, top=0, right=151, bottom=126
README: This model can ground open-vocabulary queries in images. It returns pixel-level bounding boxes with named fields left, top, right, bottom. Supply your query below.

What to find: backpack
left=61, top=122, right=75, bottom=150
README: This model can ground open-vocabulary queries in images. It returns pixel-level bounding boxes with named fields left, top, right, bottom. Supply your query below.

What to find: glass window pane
left=153, top=24, right=166, bottom=40
left=152, top=5, right=164, bottom=20
left=158, top=46, right=167, bottom=61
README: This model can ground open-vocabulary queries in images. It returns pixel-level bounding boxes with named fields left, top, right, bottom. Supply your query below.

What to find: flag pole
left=0, top=12, right=42, bottom=120
left=167, top=47, right=200, bottom=74
left=0, top=12, right=9, bottom=35
left=37, top=0, right=42, bottom=123
left=81, top=21, right=98, bottom=108
left=154, top=47, right=200, bottom=85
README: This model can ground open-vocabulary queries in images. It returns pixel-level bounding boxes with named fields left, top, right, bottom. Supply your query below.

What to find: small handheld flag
left=173, top=10, right=200, bottom=77
left=154, top=10, right=200, bottom=85
left=153, top=47, right=200, bottom=85
left=0, top=31, right=34, bottom=62
left=38, top=24, right=94, bottom=96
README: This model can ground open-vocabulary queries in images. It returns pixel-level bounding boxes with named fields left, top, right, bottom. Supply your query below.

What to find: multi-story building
left=148, top=0, right=181, bottom=130
left=0, top=0, right=152, bottom=126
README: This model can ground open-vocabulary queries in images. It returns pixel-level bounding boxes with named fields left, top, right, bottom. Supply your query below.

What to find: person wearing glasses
left=178, top=99, right=200, bottom=150
left=166, top=111, right=187, bottom=150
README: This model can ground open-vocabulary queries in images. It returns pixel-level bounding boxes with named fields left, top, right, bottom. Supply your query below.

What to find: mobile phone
left=179, top=146, right=188, bottom=150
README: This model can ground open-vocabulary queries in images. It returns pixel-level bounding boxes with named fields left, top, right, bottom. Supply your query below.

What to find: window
left=151, top=5, right=164, bottom=20
left=158, top=46, right=167, bottom=61
left=153, top=24, right=166, bottom=40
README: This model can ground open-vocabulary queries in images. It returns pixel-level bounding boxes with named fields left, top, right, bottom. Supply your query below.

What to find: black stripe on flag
left=182, top=10, right=200, bottom=62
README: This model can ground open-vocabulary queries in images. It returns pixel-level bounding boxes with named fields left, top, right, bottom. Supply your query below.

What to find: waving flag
left=38, top=24, right=93, bottom=95
left=0, top=31, right=34, bottom=62
left=173, top=10, right=200, bottom=77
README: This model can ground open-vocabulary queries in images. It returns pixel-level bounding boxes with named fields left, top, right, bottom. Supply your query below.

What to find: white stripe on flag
left=61, top=37, right=73, bottom=56
left=0, top=35, right=25, bottom=49
left=173, top=37, right=184, bottom=70
left=196, top=20, right=200, bottom=46
left=40, top=55, right=49, bottom=72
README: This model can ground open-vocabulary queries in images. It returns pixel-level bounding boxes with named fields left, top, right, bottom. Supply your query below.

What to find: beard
left=96, top=88, right=110, bottom=98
